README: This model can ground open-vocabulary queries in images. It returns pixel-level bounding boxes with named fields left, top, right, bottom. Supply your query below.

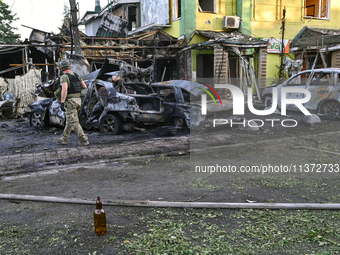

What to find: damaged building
left=0, top=0, right=270, bottom=117
left=290, top=26, right=340, bottom=70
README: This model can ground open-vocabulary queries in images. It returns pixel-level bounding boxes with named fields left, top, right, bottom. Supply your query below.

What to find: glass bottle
left=94, top=196, right=107, bottom=236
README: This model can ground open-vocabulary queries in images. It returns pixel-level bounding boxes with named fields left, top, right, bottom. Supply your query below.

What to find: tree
left=0, top=1, right=20, bottom=43
left=59, top=3, right=71, bottom=36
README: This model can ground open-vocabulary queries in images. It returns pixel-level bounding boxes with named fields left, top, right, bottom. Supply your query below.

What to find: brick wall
left=257, top=47, right=267, bottom=91
left=214, top=46, right=228, bottom=84
left=331, top=50, right=340, bottom=68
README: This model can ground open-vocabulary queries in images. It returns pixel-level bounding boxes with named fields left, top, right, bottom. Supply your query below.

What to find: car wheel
left=321, top=101, right=340, bottom=119
left=29, top=109, right=46, bottom=128
left=173, top=117, right=186, bottom=129
left=99, top=114, right=123, bottom=135
left=264, top=95, right=273, bottom=109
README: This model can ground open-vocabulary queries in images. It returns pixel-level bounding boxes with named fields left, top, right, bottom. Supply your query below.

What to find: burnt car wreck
left=24, top=59, right=205, bottom=134
left=262, top=68, right=340, bottom=119
left=80, top=59, right=205, bottom=133
left=24, top=78, right=65, bottom=128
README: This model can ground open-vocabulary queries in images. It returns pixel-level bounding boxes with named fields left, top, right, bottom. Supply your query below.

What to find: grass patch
left=120, top=209, right=340, bottom=254
left=189, top=178, right=221, bottom=190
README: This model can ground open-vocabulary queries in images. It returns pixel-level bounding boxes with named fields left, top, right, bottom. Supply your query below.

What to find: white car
left=262, top=68, right=340, bottom=119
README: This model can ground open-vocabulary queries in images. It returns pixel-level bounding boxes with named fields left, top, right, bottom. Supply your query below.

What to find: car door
left=160, top=86, right=177, bottom=120
left=172, top=86, right=191, bottom=127
left=331, top=72, right=340, bottom=100
left=278, top=71, right=312, bottom=111
left=304, top=71, right=334, bottom=111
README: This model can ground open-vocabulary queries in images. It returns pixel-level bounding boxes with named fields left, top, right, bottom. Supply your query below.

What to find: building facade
left=163, top=0, right=268, bottom=94
left=238, top=0, right=340, bottom=84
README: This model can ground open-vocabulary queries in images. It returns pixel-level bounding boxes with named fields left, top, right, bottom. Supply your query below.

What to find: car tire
left=173, top=117, right=186, bottom=129
left=99, top=114, right=123, bottom=135
left=29, top=109, right=47, bottom=128
left=264, top=95, right=273, bottom=109
left=321, top=101, right=340, bottom=119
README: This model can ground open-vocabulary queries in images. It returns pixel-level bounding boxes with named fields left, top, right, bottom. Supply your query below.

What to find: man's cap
left=60, top=59, right=70, bottom=69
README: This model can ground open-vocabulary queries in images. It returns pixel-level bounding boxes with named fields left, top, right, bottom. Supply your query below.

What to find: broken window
left=196, top=54, right=214, bottom=80
left=310, top=72, right=332, bottom=86
left=198, top=0, right=216, bottom=13
left=154, top=58, right=179, bottom=82
left=162, top=88, right=176, bottom=102
left=173, top=0, right=181, bottom=20
left=128, top=6, right=137, bottom=30
left=182, top=89, right=190, bottom=103
left=305, top=0, right=329, bottom=19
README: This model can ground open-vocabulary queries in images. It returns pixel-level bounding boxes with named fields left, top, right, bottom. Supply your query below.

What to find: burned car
left=262, top=68, right=340, bottom=118
left=79, top=59, right=205, bottom=134
left=120, top=80, right=204, bottom=130
left=24, top=58, right=205, bottom=134
left=24, top=70, right=139, bottom=134
left=24, top=78, right=65, bottom=128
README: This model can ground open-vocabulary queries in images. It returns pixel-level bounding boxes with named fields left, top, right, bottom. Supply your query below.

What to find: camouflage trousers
left=61, top=98, right=88, bottom=143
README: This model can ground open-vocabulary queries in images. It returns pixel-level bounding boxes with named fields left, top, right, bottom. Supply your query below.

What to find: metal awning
left=183, top=30, right=268, bottom=51
left=290, top=26, right=340, bottom=52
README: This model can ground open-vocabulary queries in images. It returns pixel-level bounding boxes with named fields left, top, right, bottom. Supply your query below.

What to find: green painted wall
left=183, top=0, right=197, bottom=41
left=237, top=0, right=252, bottom=36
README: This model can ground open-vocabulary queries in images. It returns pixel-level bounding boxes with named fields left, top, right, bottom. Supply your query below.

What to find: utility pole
left=278, top=7, right=286, bottom=80
left=69, top=0, right=82, bottom=55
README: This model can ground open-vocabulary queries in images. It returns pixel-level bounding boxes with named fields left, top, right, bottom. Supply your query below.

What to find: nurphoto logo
left=199, top=84, right=312, bottom=128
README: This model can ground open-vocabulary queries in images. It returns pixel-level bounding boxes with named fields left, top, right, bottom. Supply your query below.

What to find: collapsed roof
left=290, top=26, right=340, bottom=51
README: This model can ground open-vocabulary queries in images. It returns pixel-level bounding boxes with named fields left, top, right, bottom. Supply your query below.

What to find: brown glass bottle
left=94, top=196, right=107, bottom=236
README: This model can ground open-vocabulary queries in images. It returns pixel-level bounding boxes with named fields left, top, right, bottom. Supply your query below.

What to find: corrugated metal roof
left=291, top=26, right=340, bottom=48
left=195, top=31, right=267, bottom=45
left=96, top=12, right=128, bottom=38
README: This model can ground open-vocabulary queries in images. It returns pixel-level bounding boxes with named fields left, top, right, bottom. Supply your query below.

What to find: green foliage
left=0, top=1, right=20, bottom=43
left=121, top=209, right=340, bottom=254
left=58, top=2, right=71, bottom=35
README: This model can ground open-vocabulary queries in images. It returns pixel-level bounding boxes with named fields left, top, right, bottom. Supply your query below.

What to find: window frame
left=198, top=0, right=217, bottom=13
left=304, top=0, right=330, bottom=20
left=173, top=0, right=181, bottom=21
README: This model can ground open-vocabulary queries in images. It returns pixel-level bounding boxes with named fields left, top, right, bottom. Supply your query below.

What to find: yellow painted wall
left=195, top=12, right=225, bottom=31
left=249, top=0, right=340, bottom=78
left=195, top=0, right=236, bottom=32
left=163, top=0, right=181, bottom=37
left=266, top=54, right=284, bottom=85
left=189, top=34, right=208, bottom=45
left=164, top=20, right=181, bottom=38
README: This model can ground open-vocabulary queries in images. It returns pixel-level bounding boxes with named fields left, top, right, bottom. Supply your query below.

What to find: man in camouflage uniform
left=55, top=59, right=89, bottom=146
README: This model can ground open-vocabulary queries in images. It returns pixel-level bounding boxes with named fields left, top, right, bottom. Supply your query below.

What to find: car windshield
left=286, top=71, right=311, bottom=86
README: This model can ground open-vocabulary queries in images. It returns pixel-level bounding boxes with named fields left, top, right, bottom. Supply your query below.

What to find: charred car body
left=80, top=59, right=204, bottom=133
left=262, top=68, right=340, bottom=119
left=24, top=78, right=65, bottom=128
left=25, top=59, right=205, bottom=134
